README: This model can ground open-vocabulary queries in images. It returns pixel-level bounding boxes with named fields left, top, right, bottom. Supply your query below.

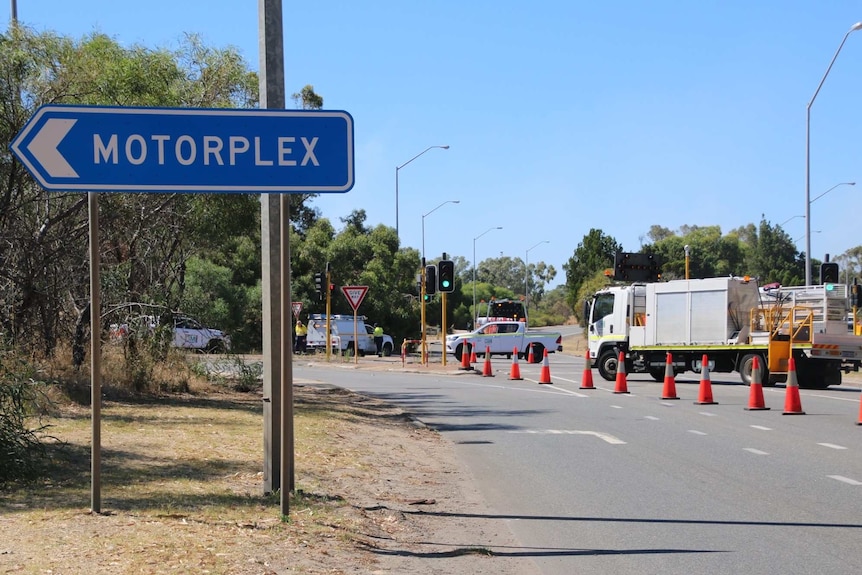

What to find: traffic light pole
left=441, top=292, right=447, bottom=366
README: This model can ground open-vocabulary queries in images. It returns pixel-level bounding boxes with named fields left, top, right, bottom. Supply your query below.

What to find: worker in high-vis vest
left=373, top=324, right=384, bottom=356
left=295, top=320, right=308, bottom=354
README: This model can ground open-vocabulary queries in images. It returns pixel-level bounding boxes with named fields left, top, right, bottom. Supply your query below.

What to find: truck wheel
left=739, top=353, right=768, bottom=386
left=454, top=344, right=464, bottom=362
left=597, top=349, right=618, bottom=381
left=648, top=367, right=665, bottom=382
left=529, top=344, right=545, bottom=363
left=382, top=342, right=393, bottom=357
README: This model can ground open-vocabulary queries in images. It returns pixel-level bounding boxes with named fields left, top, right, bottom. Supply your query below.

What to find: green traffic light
left=442, top=280, right=450, bottom=288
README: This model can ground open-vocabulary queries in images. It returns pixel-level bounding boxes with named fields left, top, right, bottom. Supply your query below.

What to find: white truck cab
left=306, top=314, right=394, bottom=356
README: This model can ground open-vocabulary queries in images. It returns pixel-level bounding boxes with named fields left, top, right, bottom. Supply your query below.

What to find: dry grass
left=0, top=376, right=427, bottom=574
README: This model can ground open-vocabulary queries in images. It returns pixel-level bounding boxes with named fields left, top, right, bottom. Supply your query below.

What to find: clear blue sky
left=10, top=1, right=862, bottom=287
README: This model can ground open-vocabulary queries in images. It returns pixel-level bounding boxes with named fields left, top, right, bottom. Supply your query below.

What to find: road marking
left=699, top=411, right=718, bottom=417
left=510, top=430, right=626, bottom=445
left=818, top=443, right=847, bottom=450
left=688, top=430, right=707, bottom=436
left=743, top=448, right=769, bottom=455
left=660, top=402, right=678, bottom=407
left=610, top=405, right=623, bottom=409
left=828, top=475, right=862, bottom=486
left=809, top=393, right=858, bottom=403
left=644, top=415, right=660, bottom=421
left=547, top=386, right=589, bottom=398
left=750, top=425, right=772, bottom=431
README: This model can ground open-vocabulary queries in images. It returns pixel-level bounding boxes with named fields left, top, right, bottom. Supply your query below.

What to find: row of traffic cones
left=579, top=351, right=810, bottom=415
left=458, top=343, right=554, bottom=384
left=467, top=345, right=859, bottom=423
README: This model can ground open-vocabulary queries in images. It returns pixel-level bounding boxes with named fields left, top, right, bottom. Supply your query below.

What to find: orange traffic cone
left=745, top=355, right=770, bottom=411
left=613, top=351, right=629, bottom=394
left=482, top=346, right=494, bottom=377
left=538, top=349, right=552, bottom=384
left=527, top=343, right=535, bottom=365
left=856, top=391, right=862, bottom=425
left=580, top=349, right=595, bottom=389
left=782, top=357, right=805, bottom=415
left=470, top=344, right=478, bottom=364
left=661, top=352, right=679, bottom=400
left=509, top=347, right=523, bottom=380
left=695, top=354, right=718, bottom=405
left=459, top=342, right=473, bottom=371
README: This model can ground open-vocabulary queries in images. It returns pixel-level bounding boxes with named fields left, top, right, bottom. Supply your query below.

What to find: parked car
left=110, top=313, right=230, bottom=353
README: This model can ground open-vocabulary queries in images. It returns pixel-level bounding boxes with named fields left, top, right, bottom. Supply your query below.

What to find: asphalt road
left=294, top=353, right=862, bottom=575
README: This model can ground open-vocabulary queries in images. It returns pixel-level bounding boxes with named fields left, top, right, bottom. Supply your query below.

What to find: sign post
left=9, top=103, right=355, bottom=515
left=341, top=286, right=369, bottom=365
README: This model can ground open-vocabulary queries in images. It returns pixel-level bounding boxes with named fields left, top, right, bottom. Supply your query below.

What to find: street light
left=421, top=200, right=459, bottom=261
left=811, top=181, right=855, bottom=203
left=781, top=182, right=855, bottom=227
left=395, top=145, right=449, bottom=241
left=805, top=22, right=862, bottom=284
left=472, top=226, right=503, bottom=325
left=524, top=240, right=549, bottom=322
left=420, top=200, right=459, bottom=364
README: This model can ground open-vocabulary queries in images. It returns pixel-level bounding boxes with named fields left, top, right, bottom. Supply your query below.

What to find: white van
left=306, top=314, right=394, bottom=356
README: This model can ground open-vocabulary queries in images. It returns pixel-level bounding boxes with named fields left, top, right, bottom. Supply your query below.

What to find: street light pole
left=395, top=145, right=449, bottom=242
left=472, top=226, right=503, bottom=326
left=420, top=200, right=459, bottom=364
left=805, top=22, right=862, bottom=285
left=524, top=240, right=549, bottom=325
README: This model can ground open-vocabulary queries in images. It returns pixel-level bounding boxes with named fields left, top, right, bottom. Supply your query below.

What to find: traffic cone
left=695, top=354, right=718, bottom=405
left=661, top=352, right=679, bottom=400
left=856, top=391, right=862, bottom=425
left=613, top=351, right=629, bottom=394
left=509, top=347, right=523, bottom=380
left=745, top=355, right=770, bottom=411
left=527, top=343, right=535, bottom=365
left=482, top=346, right=494, bottom=377
left=782, top=357, right=805, bottom=415
left=538, top=349, right=552, bottom=384
left=470, top=344, right=478, bottom=364
left=580, top=349, right=595, bottom=389
left=458, top=342, right=473, bottom=371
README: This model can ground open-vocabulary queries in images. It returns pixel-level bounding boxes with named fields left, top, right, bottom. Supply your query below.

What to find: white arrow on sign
left=27, top=118, right=78, bottom=178
left=291, top=301, right=303, bottom=319
left=341, top=286, right=369, bottom=311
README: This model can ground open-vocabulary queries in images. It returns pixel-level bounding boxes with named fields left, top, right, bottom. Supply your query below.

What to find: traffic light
left=853, top=283, right=862, bottom=308
left=425, top=265, right=437, bottom=296
left=820, top=262, right=839, bottom=284
left=437, top=260, right=455, bottom=293
left=313, top=272, right=324, bottom=300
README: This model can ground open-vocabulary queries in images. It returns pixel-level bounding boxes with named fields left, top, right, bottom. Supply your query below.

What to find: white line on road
left=828, top=475, right=862, bottom=486
left=510, top=429, right=626, bottom=445
left=818, top=443, right=848, bottom=450
left=699, top=411, right=718, bottom=417
left=750, top=425, right=772, bottom=431
left=688, top=430, right=707, bottom=435
left=743, top=448, right=769, bottom=455
left=610, top=405, right=623, bottom=409
left=644, top=415, right=660, bottom=421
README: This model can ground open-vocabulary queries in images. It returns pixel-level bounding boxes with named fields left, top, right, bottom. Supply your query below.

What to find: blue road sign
left=10, top=105, right=354, bottom=193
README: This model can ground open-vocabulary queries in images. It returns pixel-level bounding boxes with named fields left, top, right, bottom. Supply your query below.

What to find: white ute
left=446, top=321, right=562, bottom=363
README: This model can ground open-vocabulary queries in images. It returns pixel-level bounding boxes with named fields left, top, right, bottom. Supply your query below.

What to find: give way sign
left=341, top=286, right=368, bottom=311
